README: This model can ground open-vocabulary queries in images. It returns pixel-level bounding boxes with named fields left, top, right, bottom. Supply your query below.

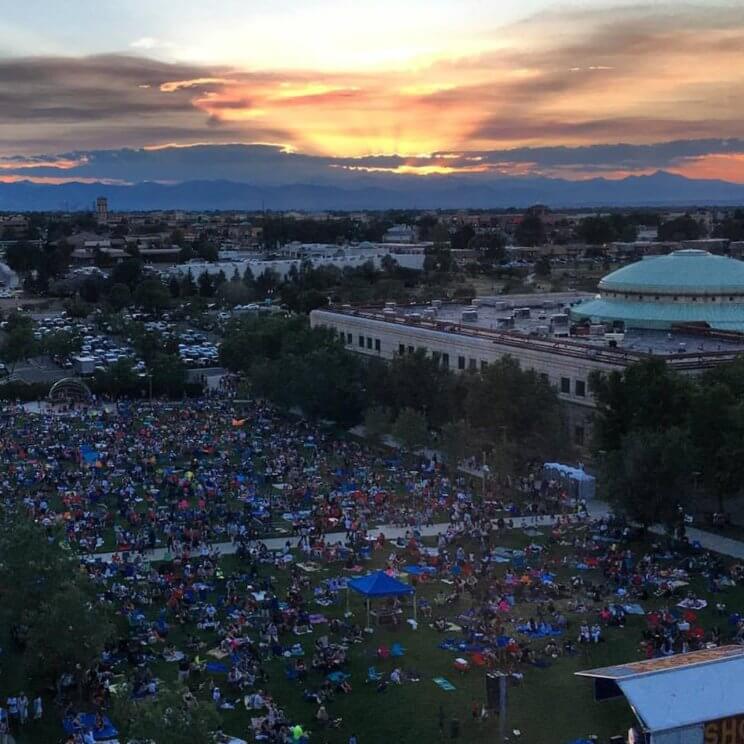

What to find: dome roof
left=599, top=250, right=744, bottom=296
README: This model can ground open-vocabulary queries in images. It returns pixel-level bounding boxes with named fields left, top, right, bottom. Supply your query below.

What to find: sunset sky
left=1, top=0, right=743, bottom=184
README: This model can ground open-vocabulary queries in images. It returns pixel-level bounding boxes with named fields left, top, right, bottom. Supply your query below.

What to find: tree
left=658, top=214, right=703, bottom=242
left=0, top=322, right=38, bottom=374
left=366, top=349, right=457, bottom=428
left=41, top=330, right=81, bottom=359
left=114, top=686, right=220, bottom=744
left=255, top=268, right=280, bottom=298
left=107, top=282, right=132, bottom=310
left=180, top=270, right=197, bottom=297
left=80, top=275, right=103, bottom=303
left=577, top=214, right=637, bottom=245
left=197, top=271, right=215, bottom=298
left=451, top=224, right=475, bottom=251
left=194, top=240, right=218, bottom=262
left=0, top=515, right=73, bottom=620
left=168, top=276, right=181, bottom=298
left=170, top=228, right=186, bottom=247
left=109, top=257, right=143, bottom=289
left=423, top=246, right=454, bottom=274
left=94, top=358, right=139, bottom=396
left=364, top=406, right=392, bottom=446
left=63, top=297, right=92, bottom=318
left=439, top=420, right=478, bottom=471
left=515, top=214, right=546, bottom=246
left=464, top=357, right=565, bottom=469
left=134, top=279, right=171, bottom=313
left=603, top=427, right=694, bottom=529
left=689, top=364, right=744, bottom=512
left=252, top=346, right=366, bottom=425
left=131, top=330, right=163, bottom=365
left=470, top=233, right=506, bottom=264
left=0, top=514, right=114, bottom=685
left=4, top=241, right=42, bottom=273
left=589, top=359, right=693, bottom=453
left=713, top=214, right=744, bottom=242
left=392, top=407, right=428, bottom=452
left=534, top=255, right=551, bottom=277
left=179, top=244, right=195, bottom=262
left=150, top=353, right=188, bottom=397
left=27, top=579, right=114, bottom=682
left=217, top=278, right=254, bottom=306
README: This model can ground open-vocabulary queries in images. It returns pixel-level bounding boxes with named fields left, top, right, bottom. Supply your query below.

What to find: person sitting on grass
left=316, top=704, right=329, bottom=727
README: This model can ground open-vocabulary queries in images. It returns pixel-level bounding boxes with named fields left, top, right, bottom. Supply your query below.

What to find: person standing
left=18, top=692, right=28, bottom=726
left=6, top=695, right=17, bottom=730
left=33, top=693, right=43, bottom=720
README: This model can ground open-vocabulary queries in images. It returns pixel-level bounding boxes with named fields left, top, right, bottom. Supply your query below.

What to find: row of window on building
left=347, top=332, right=382, bottom=352
left=339, top=327, right=589, bottom=446
left=342, top=331, right=587, bottom=398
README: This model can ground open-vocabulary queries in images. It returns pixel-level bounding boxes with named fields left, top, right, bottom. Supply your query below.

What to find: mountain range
left=2, top=171, right=744, bottom=211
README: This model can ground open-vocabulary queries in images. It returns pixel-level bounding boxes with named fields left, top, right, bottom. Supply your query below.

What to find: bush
left=0, top=380, right=52, bottom=401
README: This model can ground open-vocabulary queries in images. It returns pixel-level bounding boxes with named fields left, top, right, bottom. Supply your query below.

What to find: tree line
left=590, top=357, right=744, bottom=528
left=220, top=315, right=570, bottom=473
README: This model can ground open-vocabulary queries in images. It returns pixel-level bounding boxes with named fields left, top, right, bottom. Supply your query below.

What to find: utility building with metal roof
left=577, top=645, right=744, bottom=743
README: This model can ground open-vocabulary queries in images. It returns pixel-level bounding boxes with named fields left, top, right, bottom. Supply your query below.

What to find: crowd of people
left=1, top=394, right=743, bottom=743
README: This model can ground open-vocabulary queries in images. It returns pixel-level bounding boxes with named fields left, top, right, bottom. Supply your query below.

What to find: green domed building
left=571, top=249, right=744, bottom=332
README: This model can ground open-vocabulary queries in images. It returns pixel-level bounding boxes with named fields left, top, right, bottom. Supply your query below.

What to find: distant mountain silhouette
left=2, top=171, right=744, bottom=210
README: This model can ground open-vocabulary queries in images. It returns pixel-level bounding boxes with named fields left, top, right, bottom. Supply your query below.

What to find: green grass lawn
left=179, top=530, right=744, bottom=744
left=5, top=523, right=743, bottom=743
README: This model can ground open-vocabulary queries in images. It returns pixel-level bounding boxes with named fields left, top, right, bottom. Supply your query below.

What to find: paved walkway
left=91, top=512, right=577, bottom=563
left=89, top=499, right=744, bottom=563
left=649, top=525, right=744, bottom=560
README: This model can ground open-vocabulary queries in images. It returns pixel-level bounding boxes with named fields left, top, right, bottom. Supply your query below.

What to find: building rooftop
left=577, top=646, right=744, bottom=733
left=600, top=249, right=744, bottom=296
left=322, top=293, right=744, bottom=366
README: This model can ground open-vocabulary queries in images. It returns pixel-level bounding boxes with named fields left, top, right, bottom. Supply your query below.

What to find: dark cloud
left=0, top=54, right=293, bottom=151
left=4, top=139, right=744, bottom=185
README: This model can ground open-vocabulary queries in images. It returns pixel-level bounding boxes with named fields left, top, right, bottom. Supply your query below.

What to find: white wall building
left=311, top=295, right=744, bottom=446
left=163, top=250, right=424, bottom=283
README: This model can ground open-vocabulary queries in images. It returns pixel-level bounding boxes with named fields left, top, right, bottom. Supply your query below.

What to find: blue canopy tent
left=347, top=571, right=415, bottom=629
left=543, top=462, right=596, bottom=503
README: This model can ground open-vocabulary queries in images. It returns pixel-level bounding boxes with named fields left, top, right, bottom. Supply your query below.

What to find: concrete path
left=90, top=512, right=575, bottom=563
left=89, top=499, right=744, bottom=563
left=649, top=525, right=744, bottom=560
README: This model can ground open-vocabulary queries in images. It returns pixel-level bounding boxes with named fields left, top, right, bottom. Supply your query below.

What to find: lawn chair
left=391, top=642, right=405, bottom=658
left=377, top=644, right=390, bottom=660
left=367, top=666, right=383, bottom=683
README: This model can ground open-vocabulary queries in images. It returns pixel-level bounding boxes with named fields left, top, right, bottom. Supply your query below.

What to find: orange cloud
left=147, top=6, right=744, bottom=161
left=669, top=153, right=744, bottom=183
left=0, top=175, right=129, bottom=184
left=0, top=157, right=85, bottom=171
left=1, top=4, right=743, bottom=179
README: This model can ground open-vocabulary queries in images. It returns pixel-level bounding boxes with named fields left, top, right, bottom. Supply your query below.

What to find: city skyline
left=1, top=1, right=744, bottom=186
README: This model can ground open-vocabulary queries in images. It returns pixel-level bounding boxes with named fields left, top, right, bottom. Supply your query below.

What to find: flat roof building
left=577, top=646, right=744, bottom=743
left=311, top=286, right=744, bottom=445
